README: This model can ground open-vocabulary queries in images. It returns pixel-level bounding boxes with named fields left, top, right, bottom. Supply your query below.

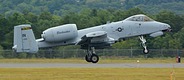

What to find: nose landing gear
left=139, top=36, right=149, bottom=54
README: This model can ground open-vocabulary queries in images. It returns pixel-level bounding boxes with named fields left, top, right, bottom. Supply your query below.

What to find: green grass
left=0, top=58, right=180, bottom=63
left=0, top=58, right=183, bottom=80
left=0, top=68, right=183, bottom=80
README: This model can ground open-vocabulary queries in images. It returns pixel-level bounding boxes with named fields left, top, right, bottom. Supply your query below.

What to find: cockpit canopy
left=124, top=14, right=154, bottom=22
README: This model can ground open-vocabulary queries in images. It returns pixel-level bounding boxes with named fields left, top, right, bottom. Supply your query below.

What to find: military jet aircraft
left=12, top=14, right=171, bottom=63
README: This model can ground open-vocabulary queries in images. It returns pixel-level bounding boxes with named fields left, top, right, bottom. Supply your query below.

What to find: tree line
left=1, top=0, right=184, bottom=16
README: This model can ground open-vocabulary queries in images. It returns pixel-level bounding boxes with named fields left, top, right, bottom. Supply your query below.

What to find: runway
left=0, top=63, right=184, bottom=68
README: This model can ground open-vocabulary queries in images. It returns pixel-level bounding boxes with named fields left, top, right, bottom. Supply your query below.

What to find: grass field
left=0, top=58, right=183, bottom=80
left=0, top=58, right=180, bottom=63
left=0, top=68, right=184, bottom=80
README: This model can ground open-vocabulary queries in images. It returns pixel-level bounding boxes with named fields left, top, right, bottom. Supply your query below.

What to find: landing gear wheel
left=85, top=55, right=91, bottom=62
left=143, top=48, right=149, bottom=54
left=90, top=54, right=99, bottom=63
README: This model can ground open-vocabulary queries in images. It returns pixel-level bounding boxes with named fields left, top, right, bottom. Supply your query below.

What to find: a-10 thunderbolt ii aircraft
left=12, top=14, right=171, bottom=63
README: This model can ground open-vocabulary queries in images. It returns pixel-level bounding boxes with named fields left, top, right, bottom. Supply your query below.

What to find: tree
left=0, top=45, right=4, bottom=58
left=39, top=11, right=52, bottom=20
left=24, top=12, right=38, bottom=23
left=112, top=38, right=140, bottom=49
left=1, top=31, right=13, bottom=49
left=155, top=11, right=184, bottom=33
left=0, top=15, right=10, bottom=44
left=96, top=9, right=114, bottom=24
left=173, top=28, right=184, bottom=48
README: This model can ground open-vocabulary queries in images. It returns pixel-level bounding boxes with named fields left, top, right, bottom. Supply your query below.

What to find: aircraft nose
left=166, top=24, right=172, bottom=31
left=162, top=23, right=172, bottom=32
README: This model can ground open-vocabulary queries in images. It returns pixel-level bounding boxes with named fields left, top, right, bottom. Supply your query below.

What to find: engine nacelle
left=149, top=31, right=163, bottom=37
left=42, top=24, right=78, bottom=42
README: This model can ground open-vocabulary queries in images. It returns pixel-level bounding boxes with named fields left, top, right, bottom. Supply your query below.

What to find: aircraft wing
left=76, top=31, right=115, bottom=49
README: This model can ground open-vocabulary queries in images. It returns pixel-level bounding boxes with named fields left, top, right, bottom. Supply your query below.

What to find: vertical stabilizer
left=12, top=24, right=38, bottom=53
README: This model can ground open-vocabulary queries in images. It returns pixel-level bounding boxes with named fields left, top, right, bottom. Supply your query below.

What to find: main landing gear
left=85, top=47, right=99, bottom=63
left=139, top=36, right=149, bottom=54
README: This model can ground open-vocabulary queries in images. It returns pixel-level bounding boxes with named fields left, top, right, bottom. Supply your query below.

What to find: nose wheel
left=143, top=48, right=149, bottom=54
left=139, top=36, right=149, bottom=54
left=85, top=47, right=99, bottom=63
